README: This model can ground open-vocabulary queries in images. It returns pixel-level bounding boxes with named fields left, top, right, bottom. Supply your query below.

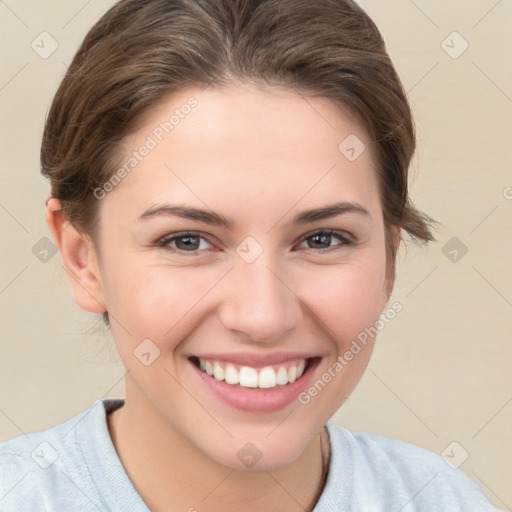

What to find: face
left=91, top=83, right=395, bottom=470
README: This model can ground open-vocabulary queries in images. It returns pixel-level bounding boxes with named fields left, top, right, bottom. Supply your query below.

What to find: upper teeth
left=198, top=357, right=307, bottom=389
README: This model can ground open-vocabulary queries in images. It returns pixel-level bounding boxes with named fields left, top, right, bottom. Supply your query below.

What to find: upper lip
left=190, top=352, right=319, bottom=368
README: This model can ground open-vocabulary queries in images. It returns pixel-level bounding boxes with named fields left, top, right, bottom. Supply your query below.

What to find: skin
left=47, top=83, right=400, bottom=512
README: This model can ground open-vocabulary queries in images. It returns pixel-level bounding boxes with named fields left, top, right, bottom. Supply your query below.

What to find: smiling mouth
left=189, top=356, right=314, bottom=390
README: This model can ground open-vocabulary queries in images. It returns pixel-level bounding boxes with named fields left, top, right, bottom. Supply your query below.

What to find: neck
left=107, top=380, right=329, bottom=512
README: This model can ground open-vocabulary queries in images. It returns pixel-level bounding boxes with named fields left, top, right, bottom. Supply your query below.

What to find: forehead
left=106, top=83, right=381, bottom=223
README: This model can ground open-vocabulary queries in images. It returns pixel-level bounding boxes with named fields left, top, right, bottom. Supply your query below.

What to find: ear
left=46, top=198, right=107, bottom=314
left=382, top=225, right=401, bottom=306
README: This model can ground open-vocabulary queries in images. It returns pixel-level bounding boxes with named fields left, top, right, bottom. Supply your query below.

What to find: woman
left=0, top=0, right=500, bottom=510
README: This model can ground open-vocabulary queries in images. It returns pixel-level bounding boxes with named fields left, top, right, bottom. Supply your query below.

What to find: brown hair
left=41, top=0, right=438, bottom=327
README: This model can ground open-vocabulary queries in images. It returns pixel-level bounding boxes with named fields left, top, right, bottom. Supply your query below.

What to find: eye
left=297, top=230, right=353, bottom=252
left=157, top=232, right=213, bottom=253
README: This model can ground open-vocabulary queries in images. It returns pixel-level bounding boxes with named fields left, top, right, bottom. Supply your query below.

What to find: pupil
left=177, top=235, right=199, bottom=250
left=310, top=233, right=330, bottom=249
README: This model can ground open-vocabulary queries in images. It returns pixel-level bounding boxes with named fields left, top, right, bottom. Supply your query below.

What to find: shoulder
left=328, top=421, right=448, bottom=476
left=323, top=422, right=500, bottom=511
left=0, top=400, right=113, bottom=511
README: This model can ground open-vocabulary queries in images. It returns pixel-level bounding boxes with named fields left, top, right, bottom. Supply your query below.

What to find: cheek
left=289, top=262, right=386, bottom=424
left=103, top=260, right=222, bottom=344
left=299, top=258, right=387, bottom=346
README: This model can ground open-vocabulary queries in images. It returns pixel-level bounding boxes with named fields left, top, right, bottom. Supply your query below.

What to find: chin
left=199, top=426, right=318, bottom=472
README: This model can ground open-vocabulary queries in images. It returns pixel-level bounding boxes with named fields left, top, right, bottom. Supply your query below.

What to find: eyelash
left=156, top=229, right=354, bottom=256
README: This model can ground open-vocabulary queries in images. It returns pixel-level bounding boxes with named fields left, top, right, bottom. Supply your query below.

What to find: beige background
left=1, top=1, right=511, bottom=509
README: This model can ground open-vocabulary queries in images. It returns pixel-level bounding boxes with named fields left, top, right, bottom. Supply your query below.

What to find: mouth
left=189, top=355, right=311, bottom=390
left=188, top=354, right=321, bottom=413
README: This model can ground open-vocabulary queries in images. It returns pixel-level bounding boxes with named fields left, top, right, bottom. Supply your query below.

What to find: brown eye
left=157, top=232, right=213, bottom=253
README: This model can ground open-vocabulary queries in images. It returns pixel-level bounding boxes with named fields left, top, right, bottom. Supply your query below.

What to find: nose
left=218, top=256, right=303, bottom=345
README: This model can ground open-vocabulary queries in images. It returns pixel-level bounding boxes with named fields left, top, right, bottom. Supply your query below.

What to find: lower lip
left=190, top=358, right=320, bottom=413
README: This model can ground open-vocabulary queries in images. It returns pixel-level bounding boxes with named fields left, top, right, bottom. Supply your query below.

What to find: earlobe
left=46, top=197, right=107, bottom=314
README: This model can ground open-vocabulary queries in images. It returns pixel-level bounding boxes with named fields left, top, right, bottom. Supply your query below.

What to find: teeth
left=239, top=366, right=259, bottom=388
left=196, top=357, right=309, bottom=389
left=276, top=367, right=288, bottom=386
left=225, top=364, right=239, bottom=385
left=213, top=362, right=224, bottom=381
left=258, top=367, right=277, bottom=388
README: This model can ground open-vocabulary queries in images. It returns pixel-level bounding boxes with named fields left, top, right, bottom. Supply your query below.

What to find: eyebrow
left=137, top=201, right=371, bottom=229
